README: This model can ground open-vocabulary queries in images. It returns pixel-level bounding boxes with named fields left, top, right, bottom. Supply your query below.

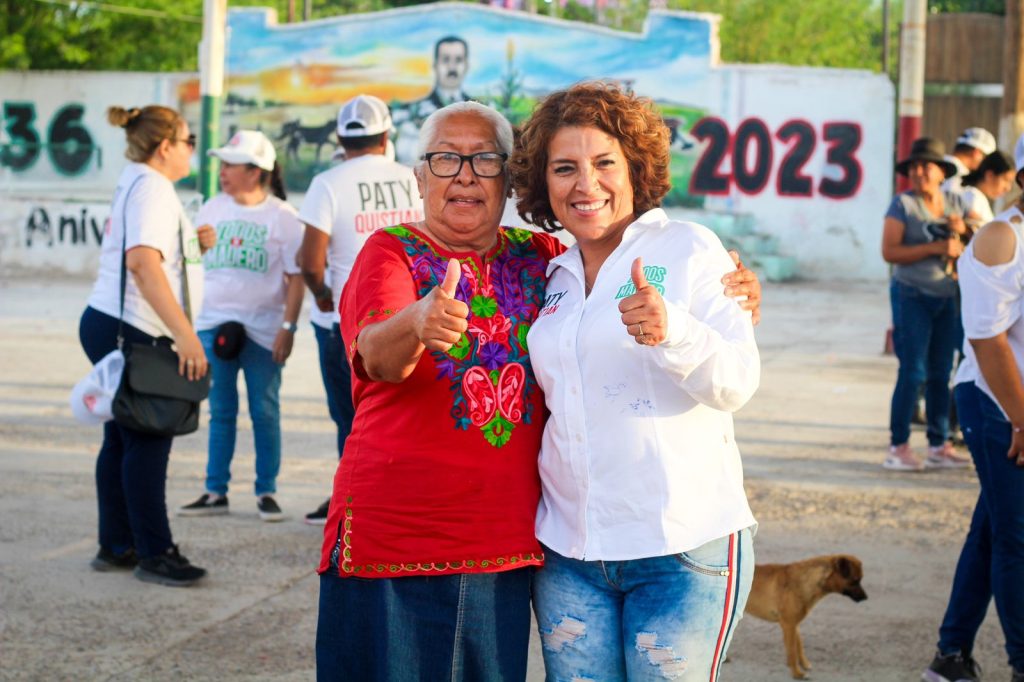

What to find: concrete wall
left=0, top=5, right=894, bottom=279
left=704, top=65, right=894, bottom=279
left=0, top=71, right=194, bottom=275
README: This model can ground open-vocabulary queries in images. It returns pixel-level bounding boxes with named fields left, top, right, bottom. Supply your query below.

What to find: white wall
left=704, top=65, right=894, bottom=279
left=0, top=61, right=894, bottom=279
left=0, top=71, right=194, bottom=275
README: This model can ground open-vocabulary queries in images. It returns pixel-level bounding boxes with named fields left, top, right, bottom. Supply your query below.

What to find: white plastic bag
left=70, top=349, right=125, bottom=424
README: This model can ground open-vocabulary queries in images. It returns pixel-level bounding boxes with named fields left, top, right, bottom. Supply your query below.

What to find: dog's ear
left=835, top=556, right=854, bottom=579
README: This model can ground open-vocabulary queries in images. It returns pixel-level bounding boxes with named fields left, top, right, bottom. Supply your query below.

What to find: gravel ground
left=0, top=276, right=1004, bottom=681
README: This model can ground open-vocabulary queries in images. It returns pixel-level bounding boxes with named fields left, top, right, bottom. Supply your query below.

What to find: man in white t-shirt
left=298, top=94, right=424, bottom=524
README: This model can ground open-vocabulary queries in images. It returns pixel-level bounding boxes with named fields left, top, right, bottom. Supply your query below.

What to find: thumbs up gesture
left=415, top=258, right=470, bottom=352
left=618, top=257, right=667, bottom=346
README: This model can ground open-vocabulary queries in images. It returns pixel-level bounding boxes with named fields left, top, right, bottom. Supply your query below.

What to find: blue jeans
left=889, top=279, right=962, bottom=446
left=198, top=329, right=282, bottom=497
left=937, top=382, right=1024, bottom=670
left=79, top=306, right=176, bottom=559
left=316, top=568, right=533, bottom=681
left=533, top=530, right=754, bottom=681
left=312, top=322, right=354, bottom=459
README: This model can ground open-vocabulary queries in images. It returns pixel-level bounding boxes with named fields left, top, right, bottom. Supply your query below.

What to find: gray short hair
left=415, top=101, right=514, bottom=163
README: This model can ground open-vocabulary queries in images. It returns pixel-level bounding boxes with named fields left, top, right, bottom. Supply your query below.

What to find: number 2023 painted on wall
left=2, top=102, right=96, bottom=176
left=689, top=117, right=862, bottom=200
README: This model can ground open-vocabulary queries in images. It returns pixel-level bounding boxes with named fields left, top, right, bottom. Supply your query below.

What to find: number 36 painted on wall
left=1, top=102, right=97, bottom=176
left=689, top=117, right=862, bottom=199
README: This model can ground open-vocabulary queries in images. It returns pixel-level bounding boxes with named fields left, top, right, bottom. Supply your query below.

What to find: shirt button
left=575, top=434, right=583, bottom=442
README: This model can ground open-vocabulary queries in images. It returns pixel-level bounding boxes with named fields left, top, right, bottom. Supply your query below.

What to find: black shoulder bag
left=111, top=180, right=210, bottom=437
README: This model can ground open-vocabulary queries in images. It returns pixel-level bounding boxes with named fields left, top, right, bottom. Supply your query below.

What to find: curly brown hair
left=510, top=82, right=671, bottom=232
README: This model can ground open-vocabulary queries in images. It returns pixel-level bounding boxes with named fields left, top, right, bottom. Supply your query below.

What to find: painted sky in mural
left=179, top=4, right=716, bottom=202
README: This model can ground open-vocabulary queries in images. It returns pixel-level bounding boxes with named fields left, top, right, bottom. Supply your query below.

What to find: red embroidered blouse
left=318, top=224, right=564, bottom=578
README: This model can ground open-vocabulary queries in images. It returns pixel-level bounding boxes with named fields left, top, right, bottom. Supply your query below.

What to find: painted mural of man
left=425, top=36, right=471, bottom=110
left=393, top=36, right=473, bottom=163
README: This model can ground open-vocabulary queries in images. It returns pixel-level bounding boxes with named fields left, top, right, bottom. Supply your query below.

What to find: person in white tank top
left=923, top=136, right=1024, bottom=682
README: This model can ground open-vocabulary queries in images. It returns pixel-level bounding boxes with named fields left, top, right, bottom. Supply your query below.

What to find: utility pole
left=1001, top=0, right=1024, bottom=155
left=198, top=0, right=227, bottom=200
left=896, top=0, right=927, bottom=192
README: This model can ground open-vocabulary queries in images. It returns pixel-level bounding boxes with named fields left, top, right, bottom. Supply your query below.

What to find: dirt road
left=0, top=277, right=999, bottom=681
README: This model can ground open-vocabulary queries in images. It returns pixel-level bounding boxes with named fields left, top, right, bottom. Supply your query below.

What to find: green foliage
left=668, top=0, right=885, bottom=70
left=1, top=0, right=204, bottom=71
left=561, top=0, right=596, bottom=24
left=929, top=0, right=1004, bottom=13
left=0, top=0, right=435, bottom=71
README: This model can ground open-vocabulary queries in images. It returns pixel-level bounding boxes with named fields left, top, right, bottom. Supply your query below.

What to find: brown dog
left=744, top=554, right=867, bottom=679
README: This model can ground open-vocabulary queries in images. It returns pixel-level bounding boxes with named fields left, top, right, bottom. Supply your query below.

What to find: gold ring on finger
left=637, top=322, right=644, bottom=337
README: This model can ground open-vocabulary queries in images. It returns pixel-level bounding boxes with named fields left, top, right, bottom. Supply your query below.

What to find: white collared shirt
left=528, top=209, right=759, bottom=561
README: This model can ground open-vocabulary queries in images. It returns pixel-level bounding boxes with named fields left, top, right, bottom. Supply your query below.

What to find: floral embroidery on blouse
left=384, top=225, right=549, bottom=447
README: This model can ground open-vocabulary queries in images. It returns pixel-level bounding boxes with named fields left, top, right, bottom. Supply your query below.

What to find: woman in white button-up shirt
left=511, top=82, right=760, bottom=681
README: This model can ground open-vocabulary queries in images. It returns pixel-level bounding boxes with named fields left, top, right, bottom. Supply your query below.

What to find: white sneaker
left=884, top=444, right=924, bottom=471
left=925, top=443, right=971, bottom=469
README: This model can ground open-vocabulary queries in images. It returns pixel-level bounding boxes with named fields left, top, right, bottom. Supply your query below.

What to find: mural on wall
left=178, top=4, right=716, bottom=206
left=0, top=6, right=893, bottom=278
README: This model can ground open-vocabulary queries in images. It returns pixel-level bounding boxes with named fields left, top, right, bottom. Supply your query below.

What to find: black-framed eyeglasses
left=173, top=134, right=197, bottom=150
left=422, top=151, right=508, bottom=178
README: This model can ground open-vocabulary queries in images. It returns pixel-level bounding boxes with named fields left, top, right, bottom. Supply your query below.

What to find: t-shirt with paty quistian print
left=318, top=224, right=565, bottom=579
left=193, top=192, right=304, bottom=351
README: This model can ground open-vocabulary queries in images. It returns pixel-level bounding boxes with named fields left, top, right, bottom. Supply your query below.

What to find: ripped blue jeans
left=533, top=529, right=753, bottom=681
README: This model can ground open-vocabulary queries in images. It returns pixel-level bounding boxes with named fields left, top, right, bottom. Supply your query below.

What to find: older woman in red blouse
left=314, top=100, right=762, bottom=681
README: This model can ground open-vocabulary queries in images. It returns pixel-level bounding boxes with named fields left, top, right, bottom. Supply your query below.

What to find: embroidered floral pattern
left=384, top=225, right=549, bottom=447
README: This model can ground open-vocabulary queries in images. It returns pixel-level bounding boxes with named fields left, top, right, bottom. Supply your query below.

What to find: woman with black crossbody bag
left=78, top=105, right=208, bottom=587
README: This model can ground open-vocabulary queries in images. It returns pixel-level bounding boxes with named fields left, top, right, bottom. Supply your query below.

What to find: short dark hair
left=954, top=143, right=979, bottom=155
left=338, top=130, right=387, bottom=152
left=963, top=150, right=1014, bottom=188
left=434, top=35, right=468, bottom=62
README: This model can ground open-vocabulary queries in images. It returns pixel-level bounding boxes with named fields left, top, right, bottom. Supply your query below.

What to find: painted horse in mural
left=276, top=119, right=337, bottom=165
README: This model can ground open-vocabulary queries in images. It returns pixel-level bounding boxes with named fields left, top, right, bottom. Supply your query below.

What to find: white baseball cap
left=70, top=349, right=125, bottom=425
left=337, top=95, right=392, bottom=138
left=208, top=130, right=276, bottom=171
left=956, top=127, right=997, bottom=156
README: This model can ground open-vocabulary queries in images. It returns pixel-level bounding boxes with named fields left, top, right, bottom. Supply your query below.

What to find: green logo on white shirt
left=615, top=265, right=667, bottom=298
left=204, top=220, right=269, bottom=273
